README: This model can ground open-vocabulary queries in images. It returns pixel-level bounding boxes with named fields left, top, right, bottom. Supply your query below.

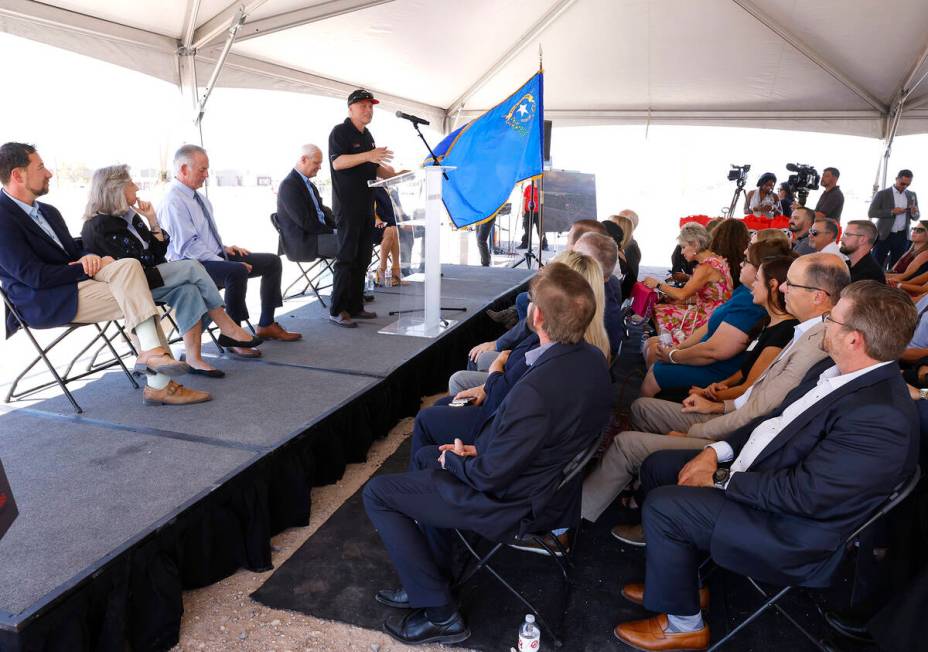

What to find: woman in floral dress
left=642, top=222, right=732, bottom=348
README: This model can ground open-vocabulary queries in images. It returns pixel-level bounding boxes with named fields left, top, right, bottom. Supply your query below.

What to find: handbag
left=0, top=457, right=17, bottom=541
left=629, top=281, right=659, bottom=319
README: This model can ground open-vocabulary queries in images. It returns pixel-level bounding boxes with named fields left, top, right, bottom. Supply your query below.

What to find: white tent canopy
left=3, top=0, right=928, bottom=143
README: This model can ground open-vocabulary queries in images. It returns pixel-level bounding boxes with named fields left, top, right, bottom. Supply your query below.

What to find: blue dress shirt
left=157, top=180, right=225, bottom=262
left=296, top=170, right=327, bottom=226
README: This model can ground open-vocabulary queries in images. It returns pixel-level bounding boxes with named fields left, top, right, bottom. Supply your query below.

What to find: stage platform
left=0, top=264, right=532, bottom=652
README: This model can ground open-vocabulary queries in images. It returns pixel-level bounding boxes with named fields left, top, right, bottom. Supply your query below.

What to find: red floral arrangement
left=679, top=215, right=790, bottom=230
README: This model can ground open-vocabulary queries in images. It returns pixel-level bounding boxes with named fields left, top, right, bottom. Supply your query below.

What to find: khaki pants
left=72, top=258, right=166, bottom=348
left=630, top=397, right=716, bottom=434
left=581, top=430, right=713, bottom=522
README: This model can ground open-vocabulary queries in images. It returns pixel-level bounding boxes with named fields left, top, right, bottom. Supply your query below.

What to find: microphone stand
left=411, top=122, right=449, bottom=180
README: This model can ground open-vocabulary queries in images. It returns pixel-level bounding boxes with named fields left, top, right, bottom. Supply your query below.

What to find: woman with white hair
left=641, top=222, right=732, bottom=347
left=81, top=165, right=261, bottom=379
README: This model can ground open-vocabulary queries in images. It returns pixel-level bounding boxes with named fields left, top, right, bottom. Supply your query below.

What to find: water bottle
left=518, top=614, right=541, bottom=651
left=658, top=327, right=673, bottom=348
left=365, top=273, right=375, bottom=293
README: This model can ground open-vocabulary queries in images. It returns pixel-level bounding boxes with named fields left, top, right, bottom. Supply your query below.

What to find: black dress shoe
left=375, top=588, right=409, bottom=608
left=825, top=610, right=874, bottom=643
left=187, top=367, right=226, bottom=378
left=217, top=334, right=263, bottom=348
left=383, top=608, right=470, bottom=646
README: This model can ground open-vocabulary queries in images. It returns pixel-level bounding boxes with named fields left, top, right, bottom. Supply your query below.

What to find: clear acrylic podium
left=369, top=166, right=455, bottom=337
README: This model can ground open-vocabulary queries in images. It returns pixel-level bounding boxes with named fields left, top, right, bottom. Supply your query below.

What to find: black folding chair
left=1, top=286, right=139, bottom=414
left=705, top=466, right=922, bottom=652
left=451, top=436, right=602, bottom=647
left=270, top=213, right=336, bottom=306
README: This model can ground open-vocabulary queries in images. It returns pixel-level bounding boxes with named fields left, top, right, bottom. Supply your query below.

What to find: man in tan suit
left=583, top=254, right=851, bottom=537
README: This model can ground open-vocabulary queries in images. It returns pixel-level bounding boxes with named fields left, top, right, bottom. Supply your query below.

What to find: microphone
left=395, top=110, right=430, bottom=126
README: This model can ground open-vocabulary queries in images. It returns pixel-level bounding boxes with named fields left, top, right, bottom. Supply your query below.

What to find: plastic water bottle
left=518, top=614, right=541, bottom=651
left=365, top=273, right=375, bottom=293
left=658, top=327, right=673, bottom=348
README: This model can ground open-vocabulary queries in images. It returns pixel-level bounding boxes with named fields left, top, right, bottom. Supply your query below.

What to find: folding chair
left=270, top=213, right=336, bottom=306
left=1, top=286, right=139, bottom=414
left=705, top=466, right=922, bottom=652
left=451, top=436, right=603, bottom=648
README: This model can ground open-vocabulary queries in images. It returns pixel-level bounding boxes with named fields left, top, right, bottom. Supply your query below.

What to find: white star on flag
left=517, top=103, right=529, bottom=117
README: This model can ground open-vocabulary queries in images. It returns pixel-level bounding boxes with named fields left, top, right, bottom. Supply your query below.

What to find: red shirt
left=522, top=184, right=539, bottom=213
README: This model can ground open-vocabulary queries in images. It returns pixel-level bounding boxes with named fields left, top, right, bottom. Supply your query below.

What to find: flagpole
left=537, top=44, right=545, bottom=268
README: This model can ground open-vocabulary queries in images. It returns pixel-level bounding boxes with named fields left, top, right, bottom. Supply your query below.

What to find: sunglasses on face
left=809, top=229, right=821, bottom=236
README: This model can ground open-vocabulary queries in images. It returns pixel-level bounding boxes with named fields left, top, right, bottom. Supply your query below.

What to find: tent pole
left=195, top=7, right=245, bottom=128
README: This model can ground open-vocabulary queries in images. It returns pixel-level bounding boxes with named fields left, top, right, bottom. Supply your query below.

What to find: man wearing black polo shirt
left=814, top=166, right=844, bottom=222
left=327, top=89, right=397, bottom=328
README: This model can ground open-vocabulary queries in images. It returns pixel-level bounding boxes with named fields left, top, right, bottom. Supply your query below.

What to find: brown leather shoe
left=228, top=346, right=262, bottom=358
left=614, top=614, right=709, bottom=651
left=350, top=310, right=378, bottom=319
left=256, top=322, right=302, bottom=341
left=134, top=348, right=190, bottom=377
left=143, top=381, right=212, bottom=406
left=622, top=583, right=710, bottom=611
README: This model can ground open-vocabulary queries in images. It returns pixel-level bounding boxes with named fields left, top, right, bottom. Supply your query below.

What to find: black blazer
left=276, top=169, right=336, bottom=260
left=0, top=192, right=87, bottom=338
left=436, top=342, right=613, bottom=540
left=712, top=360, right=918, bottom=588
left=81, top=212, right=169, bottom=289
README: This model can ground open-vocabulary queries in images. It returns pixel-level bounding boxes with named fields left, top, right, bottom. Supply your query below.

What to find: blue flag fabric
left=429, top=72, right=544, bottom=228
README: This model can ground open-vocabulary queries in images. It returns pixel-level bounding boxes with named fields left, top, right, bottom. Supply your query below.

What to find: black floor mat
left=253, top=325, right=878, bottom=651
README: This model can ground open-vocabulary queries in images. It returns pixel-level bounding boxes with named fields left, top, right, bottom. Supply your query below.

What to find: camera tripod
left=512, top=178, right=544, bottom=269
left=727, top=176, right=748, bottom=217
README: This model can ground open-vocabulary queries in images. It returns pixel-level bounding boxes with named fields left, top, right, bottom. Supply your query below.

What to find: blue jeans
left=150, top=260, right=224, bottom=335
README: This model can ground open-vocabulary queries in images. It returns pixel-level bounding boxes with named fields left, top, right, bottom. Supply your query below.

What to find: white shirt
left=892, top=185, right=909, bottom=233
left=711, top=361, right=892, bottom=485
left=820, top=241, right=846, bottom=259
left=732, top=315, right=822, bottom=410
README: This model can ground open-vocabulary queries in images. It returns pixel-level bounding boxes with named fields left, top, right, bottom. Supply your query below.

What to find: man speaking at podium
left=327, top=89, right=398, bottom=328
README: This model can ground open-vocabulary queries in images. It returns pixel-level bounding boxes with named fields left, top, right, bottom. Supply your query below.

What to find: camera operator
left=869, top=169, right=918, bottom=270
left=813, top=166, right=844, bottom=222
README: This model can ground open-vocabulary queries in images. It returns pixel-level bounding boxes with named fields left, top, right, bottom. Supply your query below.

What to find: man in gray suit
left=583, top=253, right=851, bottom=541
left=869, top=169, right=918, bottom=269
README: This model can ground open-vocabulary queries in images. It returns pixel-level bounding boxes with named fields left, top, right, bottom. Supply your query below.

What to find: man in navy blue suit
left=364, top=263, right=613, bottom=646
left=276, top=144, right=338, bottom=260
left=613, top=281, right=920, bottom=651
left=0, top=142, right=208, bottom=405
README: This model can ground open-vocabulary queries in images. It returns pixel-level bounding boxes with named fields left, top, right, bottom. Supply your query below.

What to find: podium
left=369, top=166, right=455, bottom=338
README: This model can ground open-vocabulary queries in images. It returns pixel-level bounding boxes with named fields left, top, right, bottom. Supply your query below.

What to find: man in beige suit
left=583, top=254, right=851, bottom=539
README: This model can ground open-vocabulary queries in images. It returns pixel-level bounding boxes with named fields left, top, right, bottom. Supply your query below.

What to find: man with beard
left=0, top=142, right=207, bottom=405
left=327, top=89, right=398, bottom=328
left=841, top=220, right=886, bottom=283
left=613, top=280, right=918, bottom=651
left=789, top=206, right=816, bottom=254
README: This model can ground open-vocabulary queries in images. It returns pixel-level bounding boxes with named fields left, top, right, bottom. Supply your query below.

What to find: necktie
left=193, top=192, right=227, bottom=260
left=306, top=182, right=326, bottom=225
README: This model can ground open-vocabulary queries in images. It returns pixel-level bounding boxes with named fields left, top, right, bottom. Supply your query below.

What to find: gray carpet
left=0, top=410, right=256, bottom=615
left=0, top=263, right=532, bottom=623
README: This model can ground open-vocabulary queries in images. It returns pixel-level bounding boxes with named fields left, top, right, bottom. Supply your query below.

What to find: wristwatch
left=712, top=467, right=730, bottom=489
left=919, top=388, right=928, bottom=401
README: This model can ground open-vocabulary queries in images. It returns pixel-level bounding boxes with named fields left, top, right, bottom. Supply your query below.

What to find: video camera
left=728, top=163, right=751, bottom=187
left=785, top=163, right=820, bottom=206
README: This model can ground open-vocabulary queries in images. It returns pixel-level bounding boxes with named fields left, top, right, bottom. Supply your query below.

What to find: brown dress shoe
left=143, top=381, right=211, bottom=406
left=256, top=322, right=302, bottom=341
left=228, top=346, right=262, bottom=358
left=622, top=583, right=710, bottom=611
left=350, top=310, right=378, bottom=319
left=614, top=614, right=709, bottom=651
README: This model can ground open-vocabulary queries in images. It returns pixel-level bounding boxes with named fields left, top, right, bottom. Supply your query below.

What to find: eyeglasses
left=842, top=232, right=866, bottom=239
left=822, top=311, right=850, bottom=327
left=809, top=229, right=821, bottom=236
left=783, top=278, right=830, bottom=296
left=912, top=227, right=927, bottom=233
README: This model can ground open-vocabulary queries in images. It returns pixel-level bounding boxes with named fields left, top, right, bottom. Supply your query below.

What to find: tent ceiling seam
left=730, top=0, right=887, bottom=115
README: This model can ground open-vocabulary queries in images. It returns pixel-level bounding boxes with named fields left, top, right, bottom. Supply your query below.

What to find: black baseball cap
left=347, top=89, right=379, bottom=105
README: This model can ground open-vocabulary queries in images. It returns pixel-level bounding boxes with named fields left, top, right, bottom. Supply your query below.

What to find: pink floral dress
left=653, top=255, right=733, bottom=345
